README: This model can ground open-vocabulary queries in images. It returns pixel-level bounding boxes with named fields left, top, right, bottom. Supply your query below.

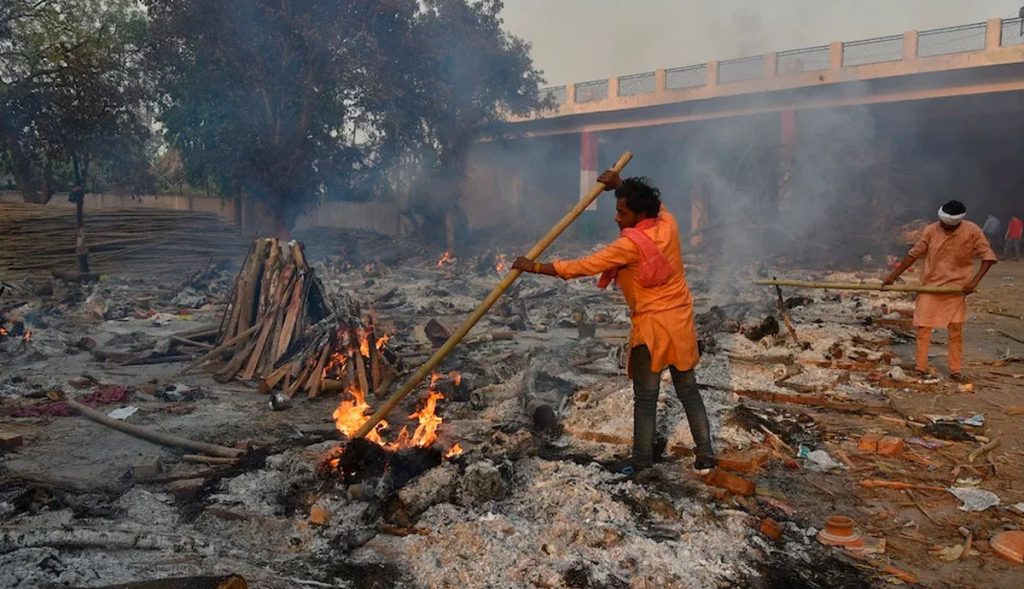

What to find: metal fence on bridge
left=618, top=71, right=656, bottom=96
left=843, top=34, right=905, bottom=66
left=918, top=22, right=987, bottom=57
left=665, top=64, right=707, bottom=89
left=776, top=45, right=830, bottom=74
left=574, top=79, right=609, bottom=103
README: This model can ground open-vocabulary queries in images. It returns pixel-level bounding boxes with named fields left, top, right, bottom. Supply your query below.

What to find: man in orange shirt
left=513, top=171, right=715, bottom=474
left=1003, top=216, right=1023, bottom=261
left=883, top=200, right=997, bottom=381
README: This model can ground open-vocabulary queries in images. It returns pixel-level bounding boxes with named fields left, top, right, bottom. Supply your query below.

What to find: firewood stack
left=190, top=238, right=399, bottom=398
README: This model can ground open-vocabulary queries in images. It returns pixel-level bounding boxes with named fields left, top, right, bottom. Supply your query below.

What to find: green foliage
left=0, top=0, right=153, bottom=200
left=146, top=0, right=546, bottom=227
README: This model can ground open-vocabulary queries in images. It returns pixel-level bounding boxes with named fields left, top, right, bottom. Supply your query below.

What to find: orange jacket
left=554, top=208, right=699, bottom=374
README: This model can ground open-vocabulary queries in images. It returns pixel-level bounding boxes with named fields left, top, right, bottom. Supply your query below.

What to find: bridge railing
left=618, top=71, right=656, bottom=96
left=1003, top=17, right=1024, bottom=46
left=535, top=17, right=1024, bottom=114
left=918, top=22, right=987, bottom=57
left=777, top=45, right=830, bottom=74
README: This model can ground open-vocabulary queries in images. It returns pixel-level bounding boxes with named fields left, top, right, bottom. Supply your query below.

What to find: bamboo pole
left=353, top=150, right=634, bottom=440
left=754, top=279, right=963, bottom=295
left=65, top=398, right=244, bottom=458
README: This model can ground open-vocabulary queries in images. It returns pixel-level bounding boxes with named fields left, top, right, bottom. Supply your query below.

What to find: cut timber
left=754, top=279, right=962, bottom=294
left=0, top=527, right=209, bottom=554
left=89, top=575, right=247, bottom=589
left=66, top=398, right=244, bottom=458
left=209, top=238, right=396, bottom=398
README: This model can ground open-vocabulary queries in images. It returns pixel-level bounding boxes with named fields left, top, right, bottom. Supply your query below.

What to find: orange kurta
left=908, top=221, right=996, bottom=328
left=554, top=209, right=699, bottom=374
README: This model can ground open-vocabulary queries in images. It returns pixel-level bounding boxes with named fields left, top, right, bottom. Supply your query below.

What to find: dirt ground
left=1, top=250, right=1023, bottom=588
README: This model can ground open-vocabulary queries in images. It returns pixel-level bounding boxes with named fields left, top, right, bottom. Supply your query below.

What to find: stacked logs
left=188, top=238, right=399, bottom=398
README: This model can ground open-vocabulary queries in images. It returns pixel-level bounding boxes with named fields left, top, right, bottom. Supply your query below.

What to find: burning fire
left=495, top=254, right=508, bottom=275
left=0, top=327, right=7, bottom=337
left=322, top=351, right=349, bottom=379
left=329, top=372, right=461, bottom=459
left=436, top=251, right=454, bottom=267
left=332, top=385, right=389, bottom=445
left=358, top=329, right=370, bottom=358
left=375, top=333, right=390, bottom=350
left=22, top=330, right=32, bottom=341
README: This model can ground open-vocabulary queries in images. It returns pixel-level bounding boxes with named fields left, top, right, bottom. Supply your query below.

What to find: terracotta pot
left=817, top=515, right=864, bottom=549
left=991, top=530, right=1024, bottom=564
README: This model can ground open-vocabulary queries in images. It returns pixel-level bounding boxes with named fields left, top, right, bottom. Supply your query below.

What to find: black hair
left=941, top=200, right=967, bottom=215
left=615, top=177, right=661, bottom=217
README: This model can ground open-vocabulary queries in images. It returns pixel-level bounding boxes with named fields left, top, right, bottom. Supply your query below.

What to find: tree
left=0, top=0, right=152, bottom=201
left=146, top=0, right=546, bottom=234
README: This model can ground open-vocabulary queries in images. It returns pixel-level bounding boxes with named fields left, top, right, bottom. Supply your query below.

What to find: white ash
left=375, top=458, right=756, bottom=588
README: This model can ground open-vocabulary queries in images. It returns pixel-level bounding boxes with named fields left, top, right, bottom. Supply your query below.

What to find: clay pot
left=817, top=515, right=865, bottom=550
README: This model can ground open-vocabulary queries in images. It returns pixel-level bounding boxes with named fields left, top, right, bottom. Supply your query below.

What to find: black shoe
left=693, top=456, right=716, bottom=475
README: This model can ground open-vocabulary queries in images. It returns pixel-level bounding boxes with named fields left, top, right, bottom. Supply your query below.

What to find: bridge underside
left=464, top=86, right=1024, bottom=262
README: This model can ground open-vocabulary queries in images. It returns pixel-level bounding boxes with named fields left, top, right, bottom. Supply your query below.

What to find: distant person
left=512, top=171, right=715, bottom=475
left=1005, top=216, right=1023, bottom=261
left=982, top=214, right=1001, bottom=247
left=883, top=200, right=997, bottom=382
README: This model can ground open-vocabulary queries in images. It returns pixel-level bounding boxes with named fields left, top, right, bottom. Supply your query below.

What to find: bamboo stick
left=353, top=150, right=633, bottom=440
left=66, top=398, right=244, bottom=458
left=754, top=279, right=963, bottom=294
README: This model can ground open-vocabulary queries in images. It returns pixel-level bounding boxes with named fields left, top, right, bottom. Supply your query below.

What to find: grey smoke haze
left=501, top=0, right=1017, bottom=85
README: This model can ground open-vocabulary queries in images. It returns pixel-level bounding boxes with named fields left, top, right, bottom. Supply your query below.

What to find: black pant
left=630, top=345, right=714, bottom=467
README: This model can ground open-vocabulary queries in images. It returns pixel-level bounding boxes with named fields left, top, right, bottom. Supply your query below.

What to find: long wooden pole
left=754, top=279, right=963, bottom=295
left=66, top=398, right=245, bottom=458
left=353, top=151, right=634, bottom=439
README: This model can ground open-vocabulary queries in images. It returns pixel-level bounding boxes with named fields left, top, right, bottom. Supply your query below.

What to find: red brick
left=166, top=478, right=206, bottom=500
left=759, top=518, right=784, bottom=542
left=705, top=470, right=756, bottom=496
left=877, top=436, right=904, bottom=456
left=858, top=433, right=883, bottom=453
left=716, top=449, right=771, bottom=473
left=992, top=531, right=1024, bottom=564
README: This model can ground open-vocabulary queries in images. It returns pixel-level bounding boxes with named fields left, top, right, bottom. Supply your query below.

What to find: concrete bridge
left=462, top=17, right=1024, bottom=241
left=507, top=17, right=1024, bottom=137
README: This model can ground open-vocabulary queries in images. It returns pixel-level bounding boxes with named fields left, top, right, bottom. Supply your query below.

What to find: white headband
left=938, top=207, right=965, bottom=225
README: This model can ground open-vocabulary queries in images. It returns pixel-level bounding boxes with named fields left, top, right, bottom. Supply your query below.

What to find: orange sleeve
left=973, top=227, right=998, bottom=262
left=908, top=227, right=930, bottom=258
left=553, top=237, right=639, bottom=279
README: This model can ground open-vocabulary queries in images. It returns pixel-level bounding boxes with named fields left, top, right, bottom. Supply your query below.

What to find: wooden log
left=259, top=362, right=296, bottom=394
left=65, top=398, right=244, bottom=458
left=179, top=323, right=259, bottom=375
left=754, top=279, right=962, bottom=295
left=307, top=345, right=331, bottom=399
left=181, top=454, right=237, bottom=465
left=859, top=478, right=946, bottom=492
left=214, top=335, right=260, bottom=383
left=286, top=362, right=311, bottom=398
left=170, top=336, right=213, bottom=350
left=0, top=527, right=211, bottom=555
left=87, top=575, right=247, bottom=589
left=354, top=338, right=370, bottom=396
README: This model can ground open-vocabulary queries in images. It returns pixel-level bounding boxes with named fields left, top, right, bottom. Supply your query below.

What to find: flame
left=0, top=327, right=7, bottom=337
left=437, top=251, right=454, bottom=267
left=408, top=390, right=444, bottom=447
left=322, top=351, right=348, bottom=379
left=449, top=370, right=461, bottom=387
left=375, top=333, right=390, bottom=350
left=358, top=329, right=370, bottom=358
left=332, top=385, right=388, bottom=445
left=22, top=330, right=32, bottom=341
left=444, top=443, right=463, bottom=458
left=495, top=254, right=508, bottom=274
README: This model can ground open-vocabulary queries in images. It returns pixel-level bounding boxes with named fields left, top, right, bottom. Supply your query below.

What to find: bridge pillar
left=706, top=60, right=720, bottom=88
left=903, top=31, right=918, bottom=61
left=986, top=18, right=1003, bottom=49
left=764, top=52, right=778, bottom=78
left=828, top=42, right=844, bottom=70
left=778, top=110, right=797, bottom=210
left=654, top=69, right=667, bottom=95
left=566, top=83, right=576, bottom=107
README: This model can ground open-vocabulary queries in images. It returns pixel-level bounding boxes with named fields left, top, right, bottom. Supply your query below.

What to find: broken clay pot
left=991, top=530, right=1024, bottom=564
left=817, top=515, right=865, bottom=550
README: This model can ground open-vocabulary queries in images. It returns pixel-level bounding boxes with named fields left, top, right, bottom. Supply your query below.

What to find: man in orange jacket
left=513, top=170, right=715, bottom=474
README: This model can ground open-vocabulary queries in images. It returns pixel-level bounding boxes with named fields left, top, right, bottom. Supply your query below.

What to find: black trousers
left=630, top=345, right=714, bottom=467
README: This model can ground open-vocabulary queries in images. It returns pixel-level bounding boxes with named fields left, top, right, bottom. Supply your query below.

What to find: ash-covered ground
left=2, top=240, right=1023, bottom=588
